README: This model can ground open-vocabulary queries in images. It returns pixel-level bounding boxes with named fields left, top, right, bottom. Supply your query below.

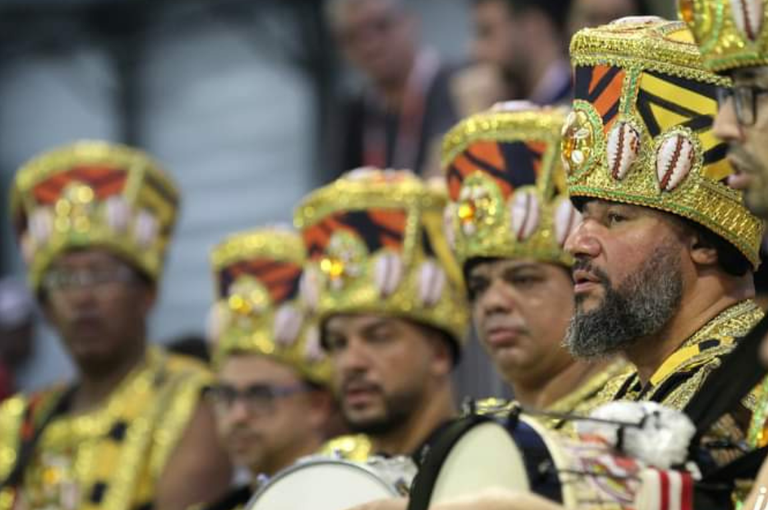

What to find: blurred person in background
left=296, top=169, right=470, bottom=462
left=327, top=0, right=480, bottom=178
left=201, top=228, right=335, bottom=510
left=167, top=333, right=211, bottom=364
left=0, top=277, right=35, bottom=400
left=684, top=0, right=768, bottom=507
left=442, top=102, right=626, bottom=426
left=0, top=141, right=231, bottom=510
left=566, top=0, right=650, bottom=42
left=471, top=0, right=573, bottom=104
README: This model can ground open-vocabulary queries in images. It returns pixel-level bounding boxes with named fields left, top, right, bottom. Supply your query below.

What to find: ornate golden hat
left=209, top=228, right=331, bottom=385
left=564, top=18, right=763, bottom=267
left=442, top=102, right=581, bottom=268
left=10, top=141, right=180, bottom=290
left=294, top=168, right=469, bottom=348
left=679, top=0, right=768, bottom=73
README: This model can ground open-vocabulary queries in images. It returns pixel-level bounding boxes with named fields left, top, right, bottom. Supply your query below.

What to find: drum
left=246, top=456, right=416, bottom=510
left=408, top=413, right=648, bottom=510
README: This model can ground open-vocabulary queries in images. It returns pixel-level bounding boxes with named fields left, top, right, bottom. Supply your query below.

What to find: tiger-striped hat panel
left=10, top=140, right=180, bottom=289
left=565, top=17, right=763, bottom=268
left=209, top=228, right=330, bottom=385
left=303, top=209, right=407, bottom=261
left=294, top=167, right=470, bottom=349
left=442, top=102, right=578, bottom=268
left=446, top=140, right=542, bottom=202
left=680, top=0, right=768, bottom=73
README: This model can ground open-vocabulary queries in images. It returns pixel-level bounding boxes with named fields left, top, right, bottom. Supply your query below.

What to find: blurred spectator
left=471, top=0, right=573, bottom=104
left=327, top=0, right=468, bottom=178
left=566, top=0, right=651, bottom=42
left=0, top=277, right=35, bottom=400
left=167, top=334, right=211, bottom=364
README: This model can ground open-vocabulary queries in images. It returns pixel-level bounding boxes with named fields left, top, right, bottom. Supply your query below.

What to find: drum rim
left=245, top=457, right=400, bottom=509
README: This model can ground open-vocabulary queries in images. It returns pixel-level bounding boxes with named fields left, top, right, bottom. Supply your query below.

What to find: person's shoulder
left=156, top=347, right=214, bottom=386
left=319, top=434, right=372, bottom=462
left=189, top=485, right=252, bottom=510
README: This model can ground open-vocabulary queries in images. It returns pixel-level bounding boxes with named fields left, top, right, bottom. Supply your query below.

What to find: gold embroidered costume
left=0, top=347, right=210, bottom=510
left=1, top=141, right=213, bottom=510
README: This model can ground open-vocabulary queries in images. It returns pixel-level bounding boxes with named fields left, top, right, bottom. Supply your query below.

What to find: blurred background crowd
left=0, top=0, right=673, bottom=396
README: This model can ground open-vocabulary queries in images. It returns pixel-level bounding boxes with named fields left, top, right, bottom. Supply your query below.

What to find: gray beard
left=564, top=245, right=683, bottom=359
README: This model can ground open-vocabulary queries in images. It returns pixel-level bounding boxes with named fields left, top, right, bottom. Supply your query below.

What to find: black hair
left=678, top=217, right=752, bottom=277
left=474, top=0, right=573, bottom=33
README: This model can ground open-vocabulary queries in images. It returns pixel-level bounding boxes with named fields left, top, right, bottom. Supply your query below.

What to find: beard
left=731, top=144, right=768, bottom=219
left=564, top=245, right=683, bottom=359
left=343, top=387, right=422, bottom=437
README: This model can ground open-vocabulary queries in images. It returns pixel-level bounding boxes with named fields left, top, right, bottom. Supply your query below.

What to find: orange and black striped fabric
left=217, top=259, right=302, bottom=304
left=446, top=140, right=543, bottom=202
left=302, top=209, right=407, bottom=260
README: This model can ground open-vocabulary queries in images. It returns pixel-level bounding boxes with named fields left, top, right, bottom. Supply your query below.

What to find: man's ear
left=689, top=230, right=719, bottom=267
left=137, top=283, right=158, bottom=316
left=427, top=332, right=453, bottom=377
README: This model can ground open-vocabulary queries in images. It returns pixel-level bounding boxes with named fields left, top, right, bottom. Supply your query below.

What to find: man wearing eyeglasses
left=682, top=2, right=768, bottom=508
left=295, top=169, right=469, bottom=462
left=200, top=228, right=335, bottom=510
left=0, top=141, right=232, bottom=510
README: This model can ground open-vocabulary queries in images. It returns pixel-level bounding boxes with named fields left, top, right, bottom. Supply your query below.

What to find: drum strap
left=683, top=314, right=768, bottom=443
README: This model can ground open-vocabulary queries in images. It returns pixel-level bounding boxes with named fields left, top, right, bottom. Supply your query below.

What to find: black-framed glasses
left=42, top=264, right=135, bottom=293
left=716, top=84, right=768, bottom=126
left=205, top=383, right=310, bottom=415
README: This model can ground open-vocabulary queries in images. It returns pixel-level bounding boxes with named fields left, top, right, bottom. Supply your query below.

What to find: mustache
left=340, top=373, right=382, bottom=395
left=728, top=143, right=763, bottom=172
left=572, top=257, right=611, bottom=287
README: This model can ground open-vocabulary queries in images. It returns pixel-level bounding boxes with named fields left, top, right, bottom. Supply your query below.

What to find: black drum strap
left=406, top=414, right=492, bottom=510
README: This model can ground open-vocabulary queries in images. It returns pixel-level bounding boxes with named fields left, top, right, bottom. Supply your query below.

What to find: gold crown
left=209, top=228, right=331, bottom=385
left=10, top=141, right=180, bottom=290
left=679, top=0, right=768, bottom=73
left=442, top=102, right=581, bottom=268
left=294, top=168, right=469, bottom=347
left=564, top=18, right=763, bottom=267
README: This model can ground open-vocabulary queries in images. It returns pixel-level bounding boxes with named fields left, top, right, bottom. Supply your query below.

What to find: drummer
left=201, top=228, right=336, bottom=510
left=295, top=168, right=470, bottom=462
left=442, top=101, right=626, bottom=425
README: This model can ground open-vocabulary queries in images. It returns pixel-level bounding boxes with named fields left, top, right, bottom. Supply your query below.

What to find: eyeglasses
left=716, top=84, right=768, bottom=126
left=42, top=264, right=135, bottom=293
left=205, top=383, right=310, bottom=415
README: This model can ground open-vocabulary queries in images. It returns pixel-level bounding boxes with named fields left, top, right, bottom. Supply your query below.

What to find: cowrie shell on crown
left=30, top=208, right=53, bottom=244
left=104, top=196, right=130, bottom=233
left=730, top=0, right=764, bottom=41
left=656, top=134, right=695, bottom=192
left=607, top=122, right=641, bottom=181
left=443, top=204, right=457, bottom=250
left=418, top=259, right=446, bottom=308
left=554, top=199, right=582, bottom=248
left=206, top=303, right=227, bottom=346
left=20, top=234, right=36, bottom=266
left=510, top=190, right=540, bottom=242
left=134, top=210, right=159, bottom=248
left=373, top=251, right=404, bottom=298
left=304, top=326, right=325, bottom=363
left=299, top=268, right=321, bottom=312
left=273, top=303, right=304, bottom=347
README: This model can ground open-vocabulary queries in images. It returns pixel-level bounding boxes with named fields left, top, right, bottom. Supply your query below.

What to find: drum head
left=247, top=459, right=397, bottom=510
left=408, top=415, right=529, bottom=510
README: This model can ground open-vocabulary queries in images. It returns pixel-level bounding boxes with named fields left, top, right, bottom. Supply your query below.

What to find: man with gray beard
left=560, top=18, right=765, bottom=426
